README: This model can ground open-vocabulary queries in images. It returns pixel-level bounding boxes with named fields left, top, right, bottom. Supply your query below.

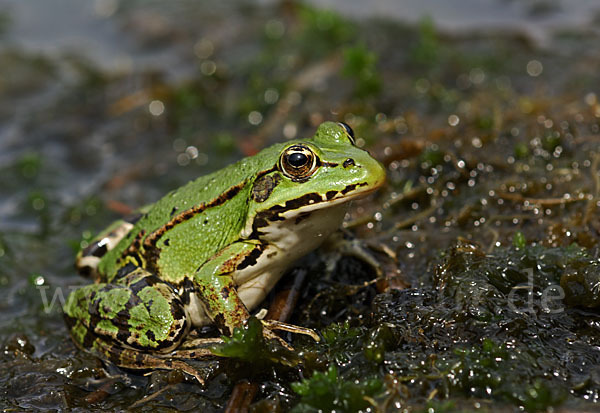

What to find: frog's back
left=98, top=144, right=285, bottom=283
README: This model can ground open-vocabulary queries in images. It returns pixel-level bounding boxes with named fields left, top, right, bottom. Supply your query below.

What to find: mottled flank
left=119, top=230, right=146, bottom=265
left=65, top=268, right=189, bottom=353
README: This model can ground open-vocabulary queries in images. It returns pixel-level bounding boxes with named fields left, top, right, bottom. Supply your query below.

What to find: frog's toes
left=92, top=336, right=207, bottom=385
left=262, top=327, right=294, bottom=351
left=261, top=319, right=320, bottom=342
left=322, top=230, right=402, bottom=280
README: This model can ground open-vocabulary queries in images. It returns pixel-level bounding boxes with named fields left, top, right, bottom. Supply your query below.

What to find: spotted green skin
left=63, top=122, right=386, bottom=376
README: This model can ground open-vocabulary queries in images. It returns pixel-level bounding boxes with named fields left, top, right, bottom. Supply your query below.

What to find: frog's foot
left=322, top=229, right=399, bottom=279
left=168, top=337, right=223, bottom=359
left=261, top=325, right=294, bottom=351
left=261, top=319, right=320, bottom=342
left=253, top=319, right=321, bottom=352
left=178, top=337, right=223, bottom=350
left=89, top=335, right=207, bottom=384
left=166, top=346, right=215, bottom=360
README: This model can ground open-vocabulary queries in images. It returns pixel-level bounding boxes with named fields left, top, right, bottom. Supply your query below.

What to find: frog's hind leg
left=90, top=335, right=208, bottom=384
left=64, top=267, right=199, bottom=377
left=76, top=211, right=145, bottom=279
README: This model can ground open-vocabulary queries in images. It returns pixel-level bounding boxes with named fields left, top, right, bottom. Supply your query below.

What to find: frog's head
left=243, top=121, right=386, bottom=238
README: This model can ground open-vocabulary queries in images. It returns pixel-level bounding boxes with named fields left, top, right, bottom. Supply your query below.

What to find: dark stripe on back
left=143, top=181, right=247, bottom=249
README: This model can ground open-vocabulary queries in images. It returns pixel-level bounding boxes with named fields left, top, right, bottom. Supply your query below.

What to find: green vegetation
left=211, top=317, right=300, bottom=367
left=291, top=365, right=382, bottom=412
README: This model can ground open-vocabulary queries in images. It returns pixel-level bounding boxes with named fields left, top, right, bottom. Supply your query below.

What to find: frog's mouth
left=244, top=181, right=381, bottom=238
left=281, top=180, right=378, bottom=211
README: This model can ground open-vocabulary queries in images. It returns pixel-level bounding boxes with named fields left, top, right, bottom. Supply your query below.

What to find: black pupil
left=288, top=152, right=308, bottom=167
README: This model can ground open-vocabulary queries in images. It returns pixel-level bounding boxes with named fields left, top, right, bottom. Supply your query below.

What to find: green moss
left=342, top=44, right=382, bottom=98
left=420, top=146, right=444, bottom=167
left=318, top=321, right=364, bottom=365
left=17, top=152, right=42, bottom=180
left=370, top=241, right=600, bottom=410
left=513, top=231, right=526, bottom=249
left=438, top=339, right=566, bottom=411
left=291, top=364, right=382, bottom=412
left=211, top=317, right=300, bottom=367
left=542, top=132, right=561, bottom=152
left=514, top=142, right=530, bottom=159
left=297, top=4, right=355, bottom=57
left=363, top=324, right=394, bottom=364
left=211, top=316, right=265, bottom=360
left=410, top=16, right=439, bottom=68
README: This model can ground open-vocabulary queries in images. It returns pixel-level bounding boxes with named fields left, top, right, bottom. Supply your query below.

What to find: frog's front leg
left=194, top=242, right=260, bottom=334
left=63, top=267, right=209, bottom=381
left=194, top=241, right=319, bottom=344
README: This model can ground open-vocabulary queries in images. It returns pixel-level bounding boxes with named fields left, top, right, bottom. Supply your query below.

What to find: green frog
left=64, top=121, right=385, bottom=383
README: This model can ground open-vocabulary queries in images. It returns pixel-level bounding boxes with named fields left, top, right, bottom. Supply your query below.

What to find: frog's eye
left=337, top=122, right=356, bottom=145
left=279, top=144, right=318, bottom=181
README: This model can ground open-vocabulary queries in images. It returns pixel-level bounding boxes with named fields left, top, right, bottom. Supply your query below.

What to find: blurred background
left=1, top=0, right=600, bottom=411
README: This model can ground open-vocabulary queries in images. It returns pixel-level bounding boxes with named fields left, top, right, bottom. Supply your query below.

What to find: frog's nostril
left=343, top=158, right=355, bottom=168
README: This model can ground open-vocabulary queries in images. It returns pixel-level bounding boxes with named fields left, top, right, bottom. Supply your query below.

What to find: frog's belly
left=185, top=203, right=347, bottom=327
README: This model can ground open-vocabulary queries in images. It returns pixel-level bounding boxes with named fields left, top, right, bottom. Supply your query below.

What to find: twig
left=224, top=380, right=259, bottom=413
left=129, top=383, right=176, bottom=409
left=343, top=213, right=377, bottom=229
left=486, top=214, right=539, bottom=223
left=266, top=268, right=307, bottom=322
left=496, top=192, right=587, bottom=206
left=84, top=378, right=121, bottom=405
left=486, top=228, right=499, bottom=253
left=394, top=200, right=438, bottom=229
left=224, top=268, right=309, bottom=412
left=386, top=184, right=429, bottom=207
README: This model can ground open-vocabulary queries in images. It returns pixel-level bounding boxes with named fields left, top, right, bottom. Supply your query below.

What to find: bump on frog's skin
left=65, top=121, right=386, bottom=381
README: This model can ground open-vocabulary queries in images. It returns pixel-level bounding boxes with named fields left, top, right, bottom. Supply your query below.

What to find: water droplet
left=200, top=60, right=217, bottom=76
left=194, top=38, right=214, bottom=58
left=526, top=60, right=543, bottom=77
left=264, top=88, right=279, bottom=104
left=148, top=100, right=165, bottom=116
left=248, top=111, right=263, bottom=125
